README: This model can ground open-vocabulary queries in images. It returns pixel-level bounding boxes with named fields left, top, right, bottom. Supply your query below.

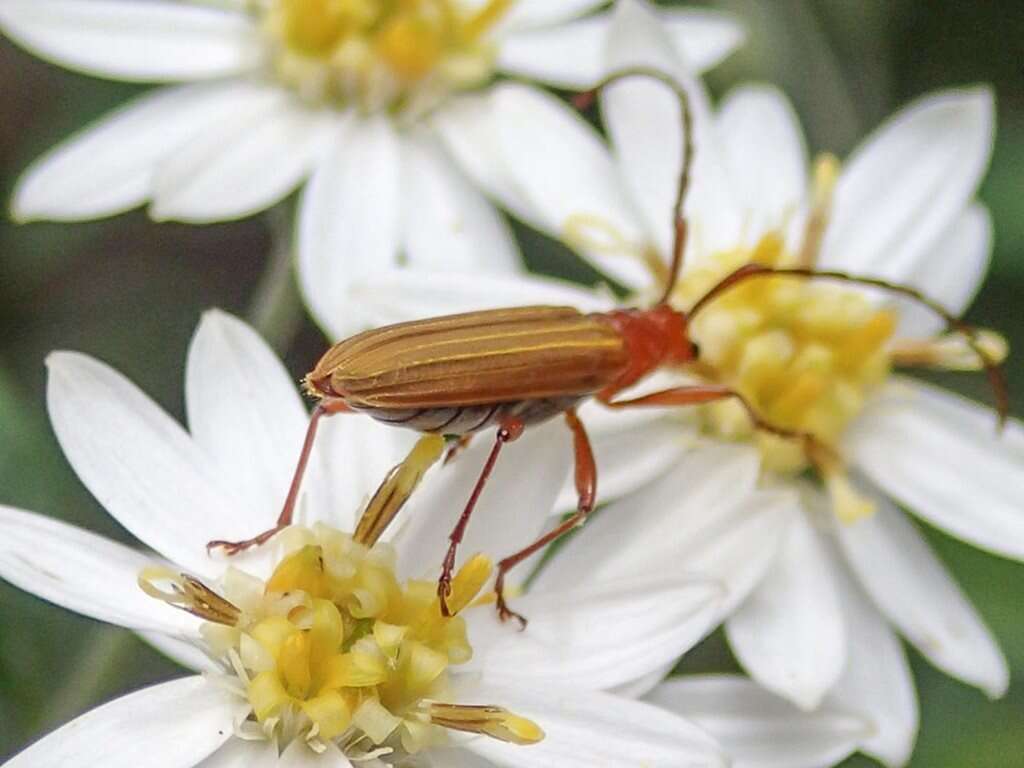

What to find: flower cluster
left=0, top=1, right=1021, bottom=767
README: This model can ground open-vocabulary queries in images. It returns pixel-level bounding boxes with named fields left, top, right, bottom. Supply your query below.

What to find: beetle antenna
left=575, top=66, right=694, bottom=306
left=689, top=264, right=1011, bottom=427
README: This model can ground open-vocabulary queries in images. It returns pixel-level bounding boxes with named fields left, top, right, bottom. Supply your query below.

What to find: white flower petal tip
left=848, top=379, right=1024, bottom=562
left=648, top=675, right=871, bottom=768
left=0, top=0, right=261, bottom=83
left=470, top=575, right=725, bottom=691
left=727, top=513, right=846, bottom=712
left=836, top=495, right=1009, bottom=698
left=4, top=676, right=243, bottom=768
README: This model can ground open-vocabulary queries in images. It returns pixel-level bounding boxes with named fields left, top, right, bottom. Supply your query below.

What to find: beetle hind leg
left=491, top=409, right=597, bottom=628
left=437, top=417, right=524, bottom=616
left=207, top=399, right=352, bottom=556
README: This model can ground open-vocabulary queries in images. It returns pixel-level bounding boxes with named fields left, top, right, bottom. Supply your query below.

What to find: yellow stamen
left=355, top=434, right=446, bottom=547
left=428, top=703, right=545, bottom=745
left=445, top=553, right=493, bottom=615
left=891, top=329, right=1009, bottom=371
left=797, top=153, right=840, bottom=268
left=138, top=567, right=240, bottom=626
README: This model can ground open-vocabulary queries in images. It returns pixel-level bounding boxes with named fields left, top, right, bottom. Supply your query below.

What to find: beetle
left=209, top=67, right=1007, bottom=625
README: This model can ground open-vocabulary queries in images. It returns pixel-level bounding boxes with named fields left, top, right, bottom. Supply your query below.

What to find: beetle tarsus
left=494, top=573, right=528, bottom=630
left=207, top=525, right=285, bottom=556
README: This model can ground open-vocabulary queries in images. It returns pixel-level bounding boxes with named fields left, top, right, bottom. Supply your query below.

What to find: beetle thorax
left=599, top=305, right=696, bottom=393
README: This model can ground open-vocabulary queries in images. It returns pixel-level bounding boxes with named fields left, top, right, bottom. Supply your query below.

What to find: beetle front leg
left=601, top=384, right=836, bottom=464
left=438, top=417, right=524, bottom=617
left=493, top=409, right=596, bottom=628
left=208, top=398, right=352, bottom=555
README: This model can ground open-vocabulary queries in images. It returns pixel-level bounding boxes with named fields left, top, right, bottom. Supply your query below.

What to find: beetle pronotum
left=210, top=67, right=1008, bottom=625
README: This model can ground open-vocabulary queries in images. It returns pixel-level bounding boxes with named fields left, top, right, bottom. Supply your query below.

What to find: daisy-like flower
left=337, top=1, right=1023, bottom=763
left=0, top=0, right=742, bottom=337
left=0, top=308, right=849, bottom=768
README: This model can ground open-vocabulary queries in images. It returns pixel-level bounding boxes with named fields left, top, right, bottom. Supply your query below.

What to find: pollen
left=676, top=232, right=897, bottom=479
left=139, top=524, right=540, bottom=758
left=258, top=0, right=514, bottom=111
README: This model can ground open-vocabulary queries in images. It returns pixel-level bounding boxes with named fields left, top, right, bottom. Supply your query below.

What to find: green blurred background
left=1, top=1, right=1022, bottom=765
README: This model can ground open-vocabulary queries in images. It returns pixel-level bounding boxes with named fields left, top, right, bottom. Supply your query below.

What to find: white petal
left=553, top=418, right=695, bottom=511
left=185, top=310, right=308, bottom=527
left=11, top=82, right=258, bottom=222
left=726, top=510, right=845, bottom=710
left=492, top=82, right=650, bottom=289
left=498, top=8, right=742, bottom=89
left=827, top=551, right=918, bottom=767
left=140, top=631, right=218, bottom=673
left=431, top=93, right=542, bottom=227
left=535, top=443, right=794, bottom=617
left=401, top=135, right=521, bottom=274
left=197, top=738, right=278, bottom=768
left=893, top=203, right=993, bottom=337
left=648, top=675, right=869, bottom=768
left=0, top=0, right=259, bottom=82
left=46, top=351, right=249, bottom=578
left=152, top=95, right=337, bottom=222
left=460, top=681, right=725, bottom=768
left=466, top=575, right=723, bottom=690
left=391, top=418, right=571, bottom=583
left=348, top=269, right=612, bottom=330
left=660, top=9, right=746, bottom=73
left=0, top=506, right=199, bottom=636
left=278, top=739, right=352, bottom=768
left=848, top=378, right=1024, bottom=560
left=820, top=87, right=995, bottom=280
left=716, top=84, right=808, bottom=240
left=492, top=0, right=606, bottom=33
left=5, top=676, right=243, bottom=768
left=602, top=0, right=742, bottom=261
left=297, top=117, right=402, bottom=336
left=836, top=488, right=1008, bottom=696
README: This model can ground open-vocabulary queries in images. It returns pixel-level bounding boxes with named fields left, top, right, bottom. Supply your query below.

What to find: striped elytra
left=309, top=306, right=631, bottom=412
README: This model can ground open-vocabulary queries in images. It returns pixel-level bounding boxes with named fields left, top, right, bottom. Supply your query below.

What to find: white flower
left=335, top=1, right=1022, bottom=764
left=0, top=0, right=742, bottom=337
left=1, top=308, right=814, bottom=768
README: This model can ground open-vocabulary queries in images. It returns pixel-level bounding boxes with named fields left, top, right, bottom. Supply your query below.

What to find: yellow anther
left=267, top=545, right=328, bottom=597
left=137, top=567, right=241, bottom=626
left=798, top=153, right=840, bottom=268
left=563, top=213, right=644, bottom=259
left=249, top=669, right=290, bottom=722
left=279, top=631, right=313, bottom=698
left=356, top=433, right=445, bottom=547
left=376, top=14, right=443, bottom=80
left=354, top=698, right=403, bottom=743
left=321, top=651, right=388, bottom=688
left=302, top=691, right=353, bottom=740
left=446, top=553, right=493, bottom=615
left=428, top=703, right=545, bottom=745
left=823, top=465, right=876, bottom=525
left=891, top=329, right=1009, bottom=371
left=462, top=0, right=514, bottom=40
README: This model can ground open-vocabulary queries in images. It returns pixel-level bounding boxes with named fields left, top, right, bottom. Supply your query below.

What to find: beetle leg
left=207, top=398, right=352, bottom=555
left=443, top=434, right=475, bottom=465
left=438, top=417, right=524, bottom=617
left=600, top=384, right=837, bottom=465
left=492, top=409, right=596, bottom=629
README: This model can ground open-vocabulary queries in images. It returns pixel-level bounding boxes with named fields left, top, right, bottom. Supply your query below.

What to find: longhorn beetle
left=210, top=67, right=1008, bottom=625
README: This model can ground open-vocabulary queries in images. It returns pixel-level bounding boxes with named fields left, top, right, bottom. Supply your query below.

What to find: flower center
left=140, top=524, right=541, bottom=759
left=256, top=0, right=513, bottom=112
left=676, top=232, right=896, bottom=477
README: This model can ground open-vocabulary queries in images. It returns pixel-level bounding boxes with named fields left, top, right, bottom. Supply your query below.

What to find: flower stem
left=247, top=203, right=305, bottom=354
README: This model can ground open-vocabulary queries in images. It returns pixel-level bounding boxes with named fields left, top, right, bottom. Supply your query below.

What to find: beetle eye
left=690, top=341, right=702, bottom=358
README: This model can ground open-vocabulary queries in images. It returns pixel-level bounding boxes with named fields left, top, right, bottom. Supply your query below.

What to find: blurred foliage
left=0, top=0, right=1022, bottom=765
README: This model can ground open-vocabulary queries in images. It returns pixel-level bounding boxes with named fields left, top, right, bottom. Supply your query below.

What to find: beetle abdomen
left=355, top=396, right=583, bottom=435
left=311, top=306, right=629, bottom=408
